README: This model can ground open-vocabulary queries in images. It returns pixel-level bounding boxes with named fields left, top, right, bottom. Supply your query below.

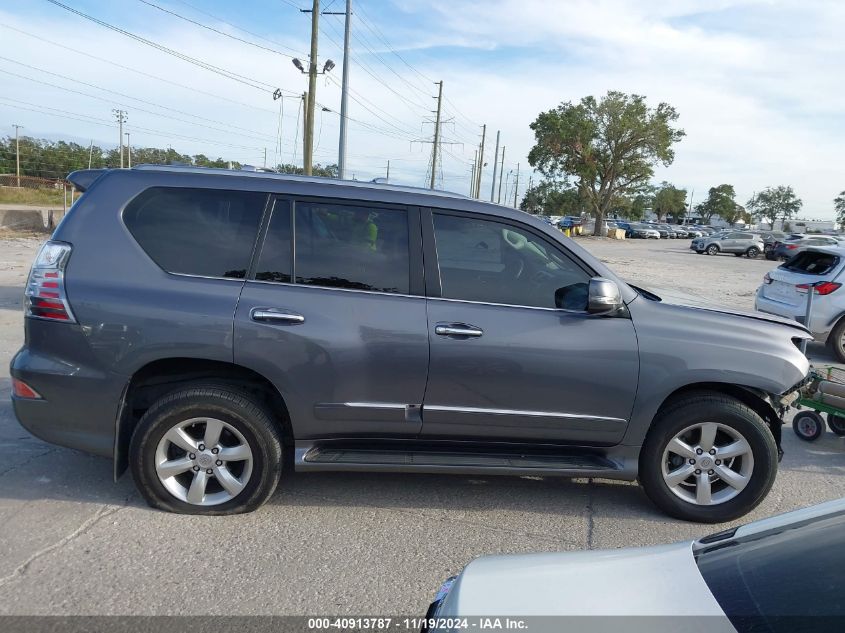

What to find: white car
left=755, top=246, right=845, bottom=360
left=425, top=498, right=845, bottom=631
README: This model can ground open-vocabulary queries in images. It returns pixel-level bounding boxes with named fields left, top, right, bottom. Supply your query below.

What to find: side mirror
left=587, top=277, right=623, bottom=314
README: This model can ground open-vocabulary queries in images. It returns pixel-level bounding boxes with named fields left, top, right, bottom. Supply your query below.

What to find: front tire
left=746, top=247, right=760, bottom=258
left=129, top=385, right=283, bottom=515
left=706, top=245, right=720, bottom=256
left=639, top=392, right=778, bottom=523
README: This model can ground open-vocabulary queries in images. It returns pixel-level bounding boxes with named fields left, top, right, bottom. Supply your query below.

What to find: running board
left=295, top=445, right=621, bottom=477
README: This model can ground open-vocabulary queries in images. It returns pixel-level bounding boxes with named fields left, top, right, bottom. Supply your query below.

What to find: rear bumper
left=10, top=346, right=126, bottom=458
left=754, top=291, right=836, bottom=342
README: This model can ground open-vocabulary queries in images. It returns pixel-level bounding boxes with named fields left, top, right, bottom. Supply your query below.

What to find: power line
left=45, top=0, right=285, bottom=93
left=137, top=0, right=304, bottom=58
left=0, top=23, right=277, bottom=116
left=0, top=57, right=281, bottom=142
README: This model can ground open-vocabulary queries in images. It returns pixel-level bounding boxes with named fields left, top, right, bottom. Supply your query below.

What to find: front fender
left=623, top=298, right=810, bottom=447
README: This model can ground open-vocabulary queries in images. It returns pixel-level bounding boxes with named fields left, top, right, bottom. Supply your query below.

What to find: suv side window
left=294, top=201, right=410, bottom=294
left=432, top=213, right=591, bottom=310
left=123, top=187, right=267, bottom=279
left=254, top=200, right=292, bottom=283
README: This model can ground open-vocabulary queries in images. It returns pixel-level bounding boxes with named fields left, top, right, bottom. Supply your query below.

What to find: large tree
left=694, top=184, right=736, bottom=224
left=747, top=186, right=802, bottom=229
left=519, top=179, right=587, bottom=216
left=653, top=182, right=687, bottom=222
left=527, top=91, right=685, bottom=235
left=835, top=191, right=845, bottom=230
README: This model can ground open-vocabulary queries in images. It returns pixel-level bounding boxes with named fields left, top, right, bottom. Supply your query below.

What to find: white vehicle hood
left=438, top=541, right=728, bottom=618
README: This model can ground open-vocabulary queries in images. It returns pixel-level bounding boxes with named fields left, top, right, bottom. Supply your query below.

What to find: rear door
left=234, top=196, right=429, bottom=439
left=419, top=210, right=639, bottom=445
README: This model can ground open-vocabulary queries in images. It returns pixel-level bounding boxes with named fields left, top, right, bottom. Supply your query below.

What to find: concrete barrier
left=0, top=209, right=47, bottom=231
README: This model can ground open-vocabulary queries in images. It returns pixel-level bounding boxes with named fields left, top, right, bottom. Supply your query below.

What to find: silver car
left=426, top=497, right=845, bottom=629
left=691, top=231, right=764, bottom=258
left=756, top=246, right=845, bottom=361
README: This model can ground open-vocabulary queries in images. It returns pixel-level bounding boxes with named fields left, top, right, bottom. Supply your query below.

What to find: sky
left=1, top=0, right=843, bottom=218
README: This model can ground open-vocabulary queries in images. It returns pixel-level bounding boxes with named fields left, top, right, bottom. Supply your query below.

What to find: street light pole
left=125, top=132, right=131, bottom=168
left=489, top=130, right=500, bottom=202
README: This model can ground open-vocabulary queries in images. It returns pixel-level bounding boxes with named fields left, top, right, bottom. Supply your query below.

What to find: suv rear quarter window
left=123, top=187, right=267, bottom=279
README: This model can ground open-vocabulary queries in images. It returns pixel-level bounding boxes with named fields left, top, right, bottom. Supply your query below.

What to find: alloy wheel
left=661, top=422, right=754, bottom=506
left=154, top=417, right=253, bottom=506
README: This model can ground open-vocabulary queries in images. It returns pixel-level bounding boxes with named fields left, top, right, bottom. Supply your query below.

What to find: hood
left=631, top=284, right=810, bottom=335
left=437, top=541, right=728, bottom=618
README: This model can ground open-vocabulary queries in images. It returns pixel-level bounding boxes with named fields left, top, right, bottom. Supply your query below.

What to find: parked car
left=671, top=226, right=690, bottom=238
left=771, top=235, right=843, bottom=261
left=628, top=223, right=661, bottom=239
left=425, top=497, right=845, bottom=625
left=683, top=227, right=704, bottom=238
left=691, top=231, right=764, bottom=258
left=646, top=223, right=671, bottom=239
left=11, top=165, right=810, bottom=520
left=756, top=246, right=845, bottom=361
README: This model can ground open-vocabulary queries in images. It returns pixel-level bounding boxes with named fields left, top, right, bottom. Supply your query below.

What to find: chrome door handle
left=250, top=308, right=305, bottom=324
left=435, top=323, right=483, bottom=337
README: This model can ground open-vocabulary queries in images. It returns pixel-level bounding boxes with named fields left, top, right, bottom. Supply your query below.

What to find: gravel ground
left=0, top=234, right=843, bottom=616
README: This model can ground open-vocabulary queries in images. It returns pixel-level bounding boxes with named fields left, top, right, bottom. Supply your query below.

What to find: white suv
left=755, top=247, right=845, bottom=360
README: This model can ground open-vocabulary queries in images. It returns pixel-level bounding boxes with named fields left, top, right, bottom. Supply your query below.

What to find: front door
left=234, top=197, right=429, bottom=439
left=421, top=211, right=639, bottom=445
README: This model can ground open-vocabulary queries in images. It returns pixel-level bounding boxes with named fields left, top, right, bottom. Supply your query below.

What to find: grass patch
left=0, top=186, right=66, bottom=207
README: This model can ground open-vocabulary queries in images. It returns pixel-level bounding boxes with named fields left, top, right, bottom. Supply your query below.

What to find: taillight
left=12, top=378, right=42, bottom=399
left=796, top=282, right=842, bottom=295
left=24, top=241, right=76, bottom=322
left=786, top=244, right=798, bottom=250
left=763, top=273, right=773, bottom=284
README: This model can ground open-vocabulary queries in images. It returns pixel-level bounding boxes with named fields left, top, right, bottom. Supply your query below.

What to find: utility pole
left=385, top=160, right=390, bottom=182
left=87, top=140, right=94, bottom=169
left=474, top=124, right=486, bottom=198
left=489, top=130, right=500, bottom=202
left=497, top=145, right=506, bottom=203
left=13, top=124, right=22, bottom=187
left=263, top=147, right=267, bottom=168
left=513, top=163, right=520, bottom=208
left=304, top=0, right=320, bottom=176
left=337, top=0, right=351, bottom=179
left=112, top=109, right=127, bottom=168
left=125, top=132, right=131, bottom=168
left=429, top=80, right=443, bottom=190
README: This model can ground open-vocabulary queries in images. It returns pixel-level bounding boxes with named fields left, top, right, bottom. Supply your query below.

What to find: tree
left=652, top=182, right=687, bottom=222
left=835, top=191, right=845, bottom=230
left=527, top=91, right=685, bottom=235
left=747, top=186, right=802, bottom=229
left=628, top=191, right=653, bottom=221
left=276, top=163, right=338, bottom=178
left=695, top=184, right=736, bottom=224
left=519, top=179, right=587, bottom=216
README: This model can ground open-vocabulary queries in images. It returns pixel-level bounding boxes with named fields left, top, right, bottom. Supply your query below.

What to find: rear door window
left=782, top=251, right=841, bottom=275
left=294, top=201, right=410, bottom=294
left=124, top=187, right=267, bottom=279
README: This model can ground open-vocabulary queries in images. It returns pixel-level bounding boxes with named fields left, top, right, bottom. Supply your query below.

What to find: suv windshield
left=781, top=251, right=840, bottom=275
left=696, top=512, right=845, bottom=630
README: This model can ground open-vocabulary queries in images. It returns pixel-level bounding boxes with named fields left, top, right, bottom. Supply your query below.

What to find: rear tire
left=130, top=384, right=283, bottom=515
left=827, top=413, right=845, bottom=436
left=706, top=245, right=720, bottom=256
left=639, top=392, right=778, bottom=523
left=793, top=411, right=824, bottom=441
left=827, top=318, right=845, bottom=363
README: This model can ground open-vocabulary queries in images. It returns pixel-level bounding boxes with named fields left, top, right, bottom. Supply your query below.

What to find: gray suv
left=11, top=166, right=811, bottom=522
left=691, top=231, right=764, bottom=258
